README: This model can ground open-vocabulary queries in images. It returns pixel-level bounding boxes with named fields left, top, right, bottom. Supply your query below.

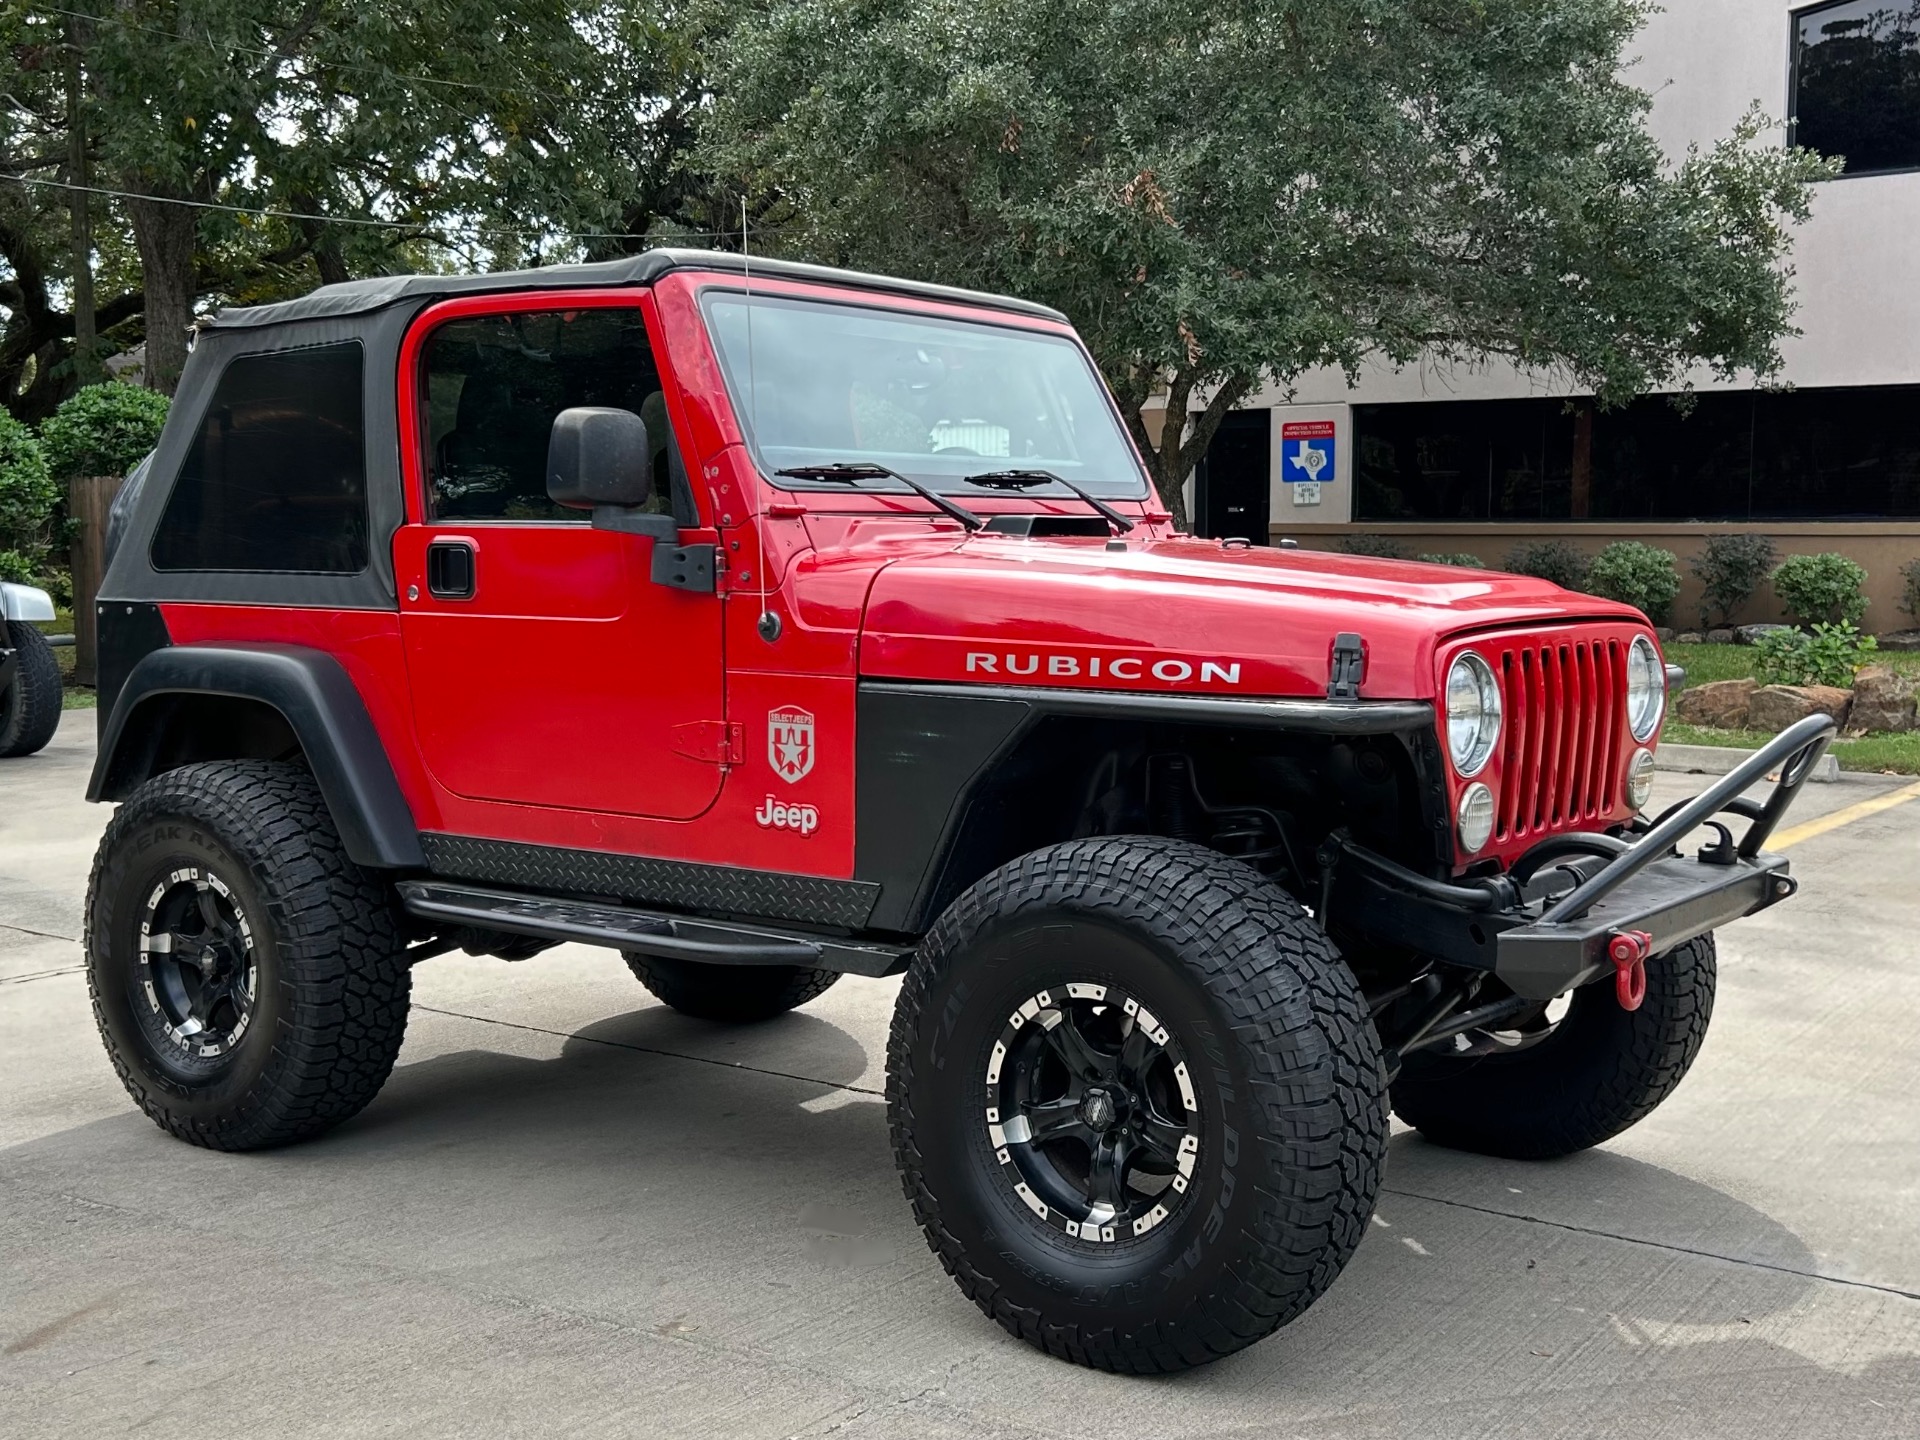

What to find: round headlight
left=1458, top=782, right=1496, bottom=854
left=1446, top=652, right=1502, bottom=776
left=1625, top=747, right=1656, bottom=810
left=1625, top=636, right=1666, bottom=742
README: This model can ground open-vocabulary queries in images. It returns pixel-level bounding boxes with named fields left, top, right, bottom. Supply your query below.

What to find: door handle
left=426, top=540, right=476, bottom=600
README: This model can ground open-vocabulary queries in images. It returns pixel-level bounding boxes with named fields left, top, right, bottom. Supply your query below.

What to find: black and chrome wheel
left=132, top=866, right=261, bottom=1067
left=86, top=760, right=411, bottom=1150
left=985, top=982, right=1200, bottom=1245
left=890, top=836, right=1387, bottom=1373
left=1391, top=935, right=1717, bottom=1159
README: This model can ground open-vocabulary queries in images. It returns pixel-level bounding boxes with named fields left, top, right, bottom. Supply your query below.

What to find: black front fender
left=89, top=643, right=425, bottom=870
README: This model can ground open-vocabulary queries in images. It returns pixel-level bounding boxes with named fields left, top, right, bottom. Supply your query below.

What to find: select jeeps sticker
left=768, top=706, right=815, bottom=783
left=755, top=796, right=820, bottom=836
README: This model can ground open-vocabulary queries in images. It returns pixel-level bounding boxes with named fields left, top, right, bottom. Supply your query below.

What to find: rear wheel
left=85, top=760, right=412, bottom=1150
left=0, top=619, right=61, bottom=758
left=889, top=836, right=1386, bottom=1373
left=1390, top=935, right=1716, bottom=1159
left=622, top=952, right=839, bottom=1022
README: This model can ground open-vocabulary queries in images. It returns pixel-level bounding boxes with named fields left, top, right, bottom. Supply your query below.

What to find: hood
left=856, top=534, right=1645, bottom=700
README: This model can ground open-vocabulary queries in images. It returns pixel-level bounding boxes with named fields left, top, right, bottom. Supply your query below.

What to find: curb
left=1654, top=742, right=1840, bottom=784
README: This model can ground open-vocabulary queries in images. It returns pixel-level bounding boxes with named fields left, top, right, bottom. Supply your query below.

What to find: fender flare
left=89, top=643, right=425, bottom=869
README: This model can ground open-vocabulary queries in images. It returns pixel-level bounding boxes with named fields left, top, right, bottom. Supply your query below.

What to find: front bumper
left=1337, top=714, right=1835, bottom=999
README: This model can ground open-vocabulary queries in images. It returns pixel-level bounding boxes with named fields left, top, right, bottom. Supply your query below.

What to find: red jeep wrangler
left=83, top=250, right=1832, bottom=1372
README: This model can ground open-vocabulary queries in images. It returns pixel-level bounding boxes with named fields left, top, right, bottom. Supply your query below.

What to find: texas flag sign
left=1280, top=420, right=1336, bottom=484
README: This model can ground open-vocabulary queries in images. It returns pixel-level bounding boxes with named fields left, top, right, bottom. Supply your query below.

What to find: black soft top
left=204, top=248, right=1067, bottom=330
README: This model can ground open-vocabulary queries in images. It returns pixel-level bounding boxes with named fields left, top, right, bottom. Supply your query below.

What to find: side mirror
left=546, top=407, right=673, bottom=537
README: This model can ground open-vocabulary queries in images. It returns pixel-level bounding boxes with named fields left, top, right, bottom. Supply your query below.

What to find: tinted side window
left=422, top=308, right=682, bottom=521
left=152, top=343, right=368, bottom=573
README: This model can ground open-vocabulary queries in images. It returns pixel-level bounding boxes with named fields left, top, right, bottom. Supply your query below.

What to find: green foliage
left=1340, top=535, right=1411, bottom=560
left=1752, top=621, right=1877, bottom=689
left=1584, top=541, right=1681, bottom=624
left=1417, top=552, right=1485, bottom=568
left=1770, top=552, right=1868, bottom=627
left=41, top=385, right=171, bottom=480
left=1900, top=558, right=1920, bottom=624
left=1502, top=540, right=1591, bottom=592
left=1689, top=533, right=1777, bottom=627
left=703, top=0, right=1833, bottom=525
left=0, top=413, right=57, bottom=575
left=0, top=548, right=38, bottom=583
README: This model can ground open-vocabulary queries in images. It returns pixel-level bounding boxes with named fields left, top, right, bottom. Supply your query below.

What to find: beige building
left=1183, top=0, right=1920, bottom=631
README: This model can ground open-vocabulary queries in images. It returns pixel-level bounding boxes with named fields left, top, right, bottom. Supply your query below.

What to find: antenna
left=746, top=198, right=781, bottom=643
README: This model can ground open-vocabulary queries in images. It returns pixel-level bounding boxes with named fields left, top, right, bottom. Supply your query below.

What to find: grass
left=1667, top=641, right=1920, bottom=689
left=1662, top=643, right=1920, bottom=773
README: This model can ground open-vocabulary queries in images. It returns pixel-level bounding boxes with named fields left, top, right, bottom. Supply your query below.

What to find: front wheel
left=889, top=836, right=1387, bottom=1373
left=1390, top=934, right=1716, bottom=1159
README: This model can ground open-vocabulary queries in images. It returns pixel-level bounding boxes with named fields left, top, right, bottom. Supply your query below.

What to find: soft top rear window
left=152, top=342, right=368, bottom=574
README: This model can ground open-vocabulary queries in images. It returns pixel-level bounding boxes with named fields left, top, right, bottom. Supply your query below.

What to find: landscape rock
left=1655, top=626, right=1675, bottom=642
left=1673, top=678, right=1758, bottom=728
left=1748, top=683, right=1852, bottom=732
left=1673, top=631, right=1703, bottom=645
left=1876, top=630, right=1920, bottom=653
left=1849, top=665, right=1918, bottom=733
left=1706, top=628, right=1736, bottom=644
left=1735, top=623, right=1795, bottom=646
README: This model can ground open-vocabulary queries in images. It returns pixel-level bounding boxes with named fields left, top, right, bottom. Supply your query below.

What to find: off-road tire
left=0, top=619, right=61, bottom=758
left=888, top=836, right=1388, bottom=1373
left=1391, top=934, right=1716, bottom=1160
left=623, top=952, right=839, bottom=1022
left=85, top=760, right=412, bottom=1150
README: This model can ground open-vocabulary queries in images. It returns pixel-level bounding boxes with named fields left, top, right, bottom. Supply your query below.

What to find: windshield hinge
left=670, top=720, right=744, bottom=765
left=1327, top=633, right=1366, bottom=701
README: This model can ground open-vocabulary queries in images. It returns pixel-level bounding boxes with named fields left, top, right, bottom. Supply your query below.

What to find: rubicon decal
left=964, top=652, right=1242, bottom=686
left=768, top=706, right=815, bottom=782
left=755, top=796, right=820, bottom=835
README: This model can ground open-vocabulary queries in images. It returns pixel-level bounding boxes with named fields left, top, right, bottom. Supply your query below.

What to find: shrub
left=1502, top=539, right=1590, bottom=591
left=1417, top=552, right=1484, bottom=568
left=40, top=382, right=171, bottom=480
left=1690, top=533, right=1776, bottom=628
left=1340, top=534, right=1411, bottom=560
left=1752, top=621, right=1878, bottom=689
left=0, top=412, right=57, bottom=577
left=1584, top=541, right=1681, bottom=624
left=1901, top=558, right=1920, bottom=625
left=1770, top=552, right=1867, bottom=628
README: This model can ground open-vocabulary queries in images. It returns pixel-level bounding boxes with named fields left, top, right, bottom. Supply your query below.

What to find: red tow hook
left=1608, top=931, right=1654, bottom=1011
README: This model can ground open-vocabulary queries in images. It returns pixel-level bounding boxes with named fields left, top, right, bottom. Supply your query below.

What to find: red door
left=393, top=294, right=726, bottom=821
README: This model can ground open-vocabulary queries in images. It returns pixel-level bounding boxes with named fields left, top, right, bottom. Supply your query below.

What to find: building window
left=152, top=343, right=368, bottom=573
left=1791, top=0, right=1920, bottom=175
left=1353, top=386, right=1920, bottom=522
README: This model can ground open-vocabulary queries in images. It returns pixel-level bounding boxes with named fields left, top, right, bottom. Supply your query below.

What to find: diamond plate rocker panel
left=418, top=833, right=880, bottom=930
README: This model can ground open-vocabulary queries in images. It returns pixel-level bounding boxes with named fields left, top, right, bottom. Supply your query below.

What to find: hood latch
left=1327, top=632, right=1366, bottom=701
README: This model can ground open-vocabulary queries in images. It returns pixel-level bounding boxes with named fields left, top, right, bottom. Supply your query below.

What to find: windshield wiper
left=774, top=462, right=984, bottom=531
left=961, top=468, right=1137, bottom=533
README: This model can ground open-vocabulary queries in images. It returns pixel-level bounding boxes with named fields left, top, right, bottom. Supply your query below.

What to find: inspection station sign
left=1280, top=420, right=1336, bottom=484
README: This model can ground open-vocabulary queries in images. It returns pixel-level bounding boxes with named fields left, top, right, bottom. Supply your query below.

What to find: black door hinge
left=651, top=542, right=717, bottom=594
left=1327, top=632, right=1366, bottom=700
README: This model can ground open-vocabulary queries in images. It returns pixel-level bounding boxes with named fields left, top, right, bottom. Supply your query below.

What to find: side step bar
left=395, top=880, right=908, bottom=977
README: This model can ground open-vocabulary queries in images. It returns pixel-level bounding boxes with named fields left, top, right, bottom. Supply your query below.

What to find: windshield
left=701, top=292, right=1148, bottom=496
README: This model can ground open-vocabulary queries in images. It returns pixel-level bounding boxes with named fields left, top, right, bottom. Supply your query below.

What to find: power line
left=30, top=3, right=592, bottom=111
left=0, top=173, right=749, bottom=246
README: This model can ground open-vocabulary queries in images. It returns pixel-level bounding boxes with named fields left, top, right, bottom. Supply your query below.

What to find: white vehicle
left=0, top=579, right=60, bottom=757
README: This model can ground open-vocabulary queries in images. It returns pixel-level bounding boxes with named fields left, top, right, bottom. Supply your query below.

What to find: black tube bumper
left=1338, top=713, right=1835, bottom=1000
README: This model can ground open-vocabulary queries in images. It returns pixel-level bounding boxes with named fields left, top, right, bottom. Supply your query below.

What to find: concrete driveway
left=4, top=712, right=1917, bottom=1438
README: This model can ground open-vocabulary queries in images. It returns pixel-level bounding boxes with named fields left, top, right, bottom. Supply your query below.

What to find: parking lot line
left=1771, top=777, right=1920, bottom=851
